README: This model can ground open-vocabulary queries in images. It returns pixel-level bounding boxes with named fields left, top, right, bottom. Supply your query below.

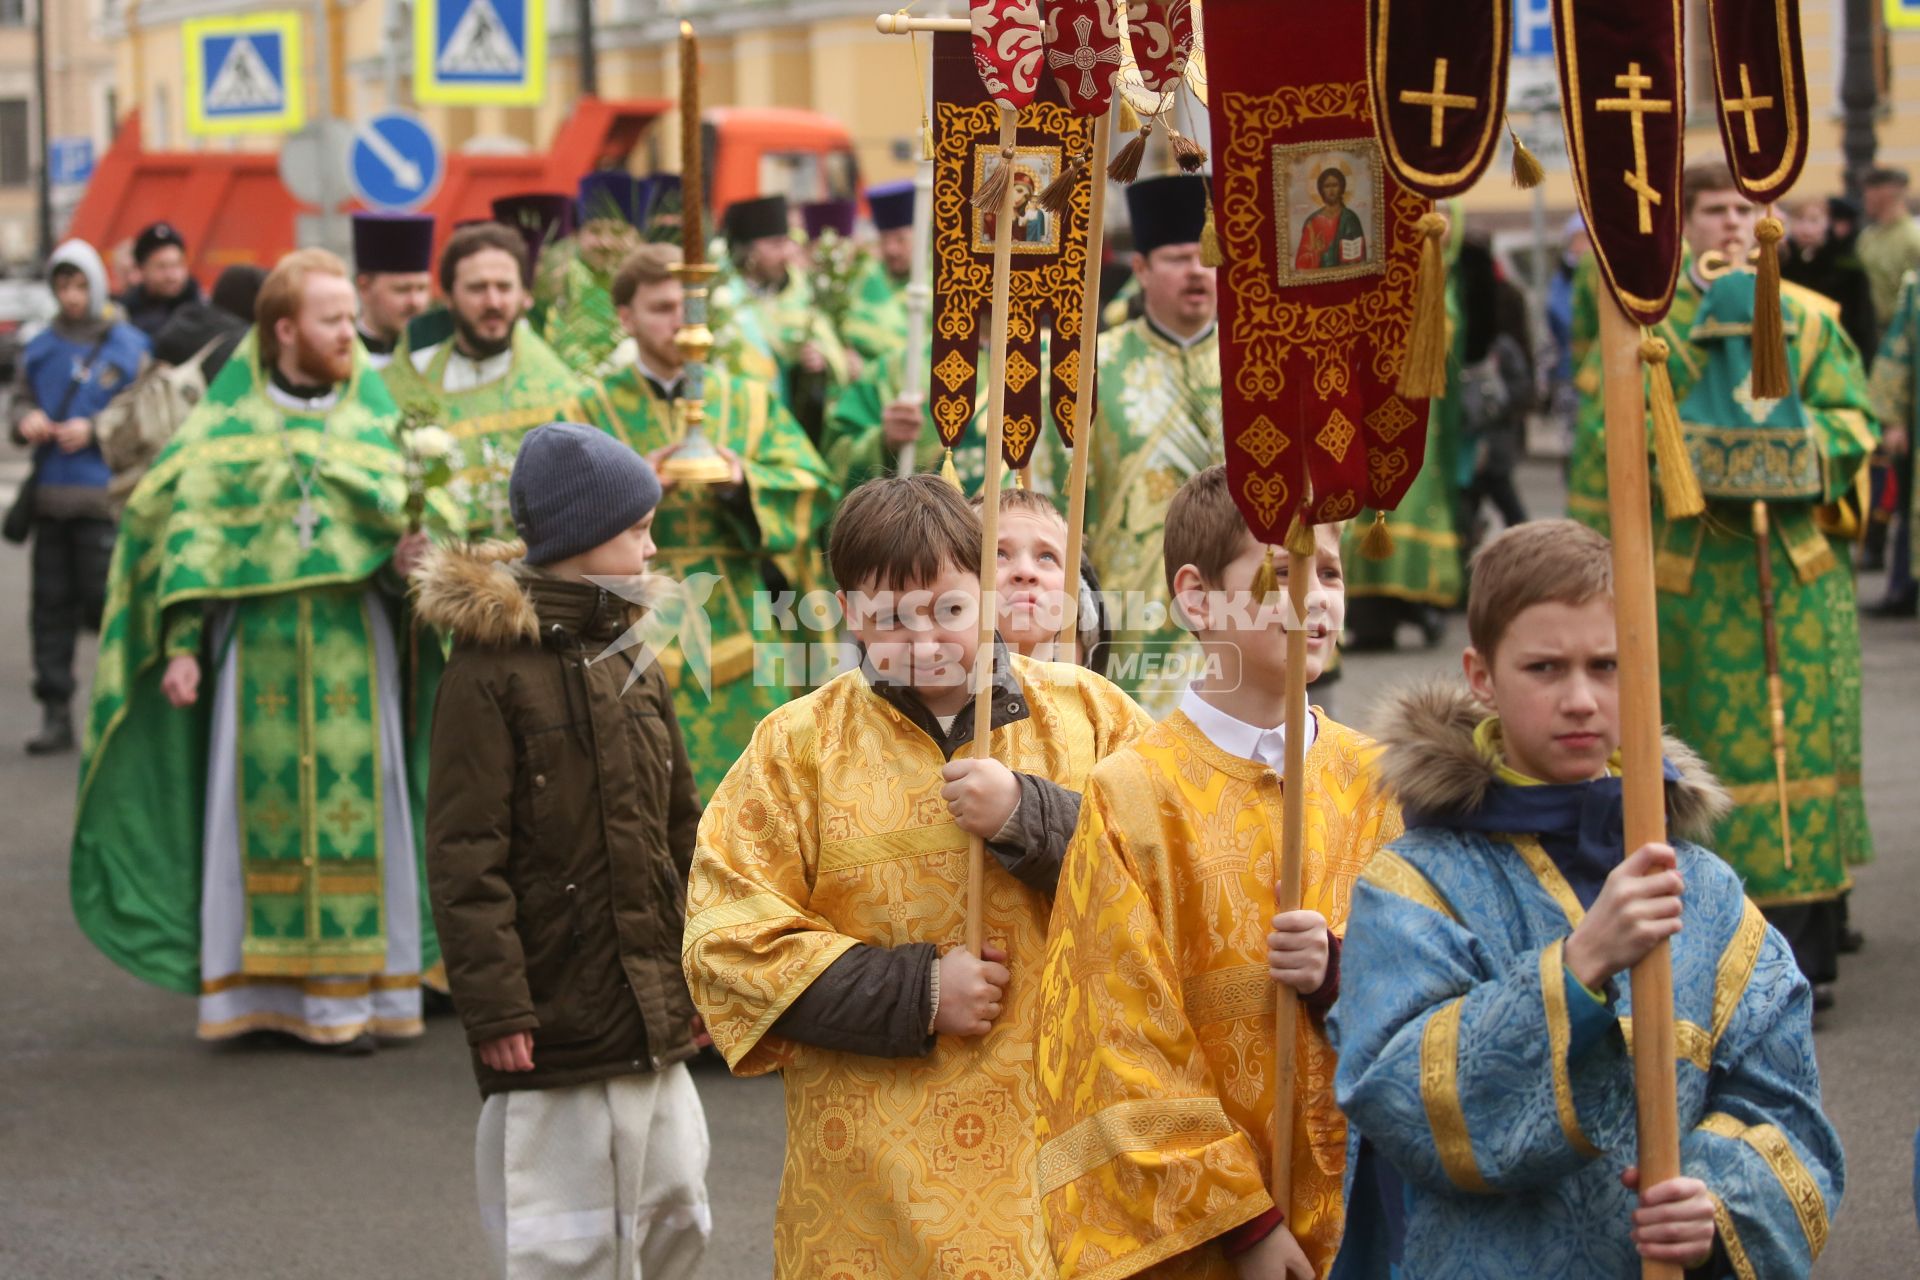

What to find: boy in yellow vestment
left=683, top=475, right=1152, bottom=1278
left=1036, top=466, right=1402, bottom=1280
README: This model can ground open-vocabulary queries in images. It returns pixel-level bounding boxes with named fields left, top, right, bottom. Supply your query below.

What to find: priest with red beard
left=71, top=248, right=459, bottom=1053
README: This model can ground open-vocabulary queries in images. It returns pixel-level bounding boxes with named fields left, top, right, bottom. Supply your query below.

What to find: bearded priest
left=70, top=249, right=457, bottom=1053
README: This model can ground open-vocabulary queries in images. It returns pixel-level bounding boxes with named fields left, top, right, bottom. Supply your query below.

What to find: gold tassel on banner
left=1039, top=149, right=1089, bottom=216
left=1015, top=467, right=1031, bottom=490
left=1751, top=215, right=1791, bottom=400
left=1108, top=123, right=1151, bottom=183
left=1640, top=336, right=1707, bottom=520
left=1284, top=511, right=1317, bottom=558
left=940, top=448, right=962, bottom=491
left=1199, top=195, right=1223, bottom=268
left=1116, top=96, right=1141, bottom=136
left=1249, top=544, right=1278, bottom=603
left=1507, top=118, right=1545, bottom=190
left=1398, top=211, right=1451, bottom=398
left=922, top=120, right=936, bottom=163
left=972, top=145, right=1017, bottom=210
left=1168, top=128, right=1208, bottom=172
left=1360, top=511, right=1395, bottom=560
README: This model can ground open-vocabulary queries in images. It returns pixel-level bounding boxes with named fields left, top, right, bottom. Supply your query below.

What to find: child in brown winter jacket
left=419, top=422, right=710, bottom=1280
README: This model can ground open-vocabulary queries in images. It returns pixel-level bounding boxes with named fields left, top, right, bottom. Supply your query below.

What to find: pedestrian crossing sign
left=183, top=12, right=305, bottom=137
left=415, top=0, right=546, bottom=105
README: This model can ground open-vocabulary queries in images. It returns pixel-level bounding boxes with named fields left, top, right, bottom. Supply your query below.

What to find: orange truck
left=68, top=99, right=861, bottom=288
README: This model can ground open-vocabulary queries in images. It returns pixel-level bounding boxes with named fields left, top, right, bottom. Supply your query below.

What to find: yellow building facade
left=82, top=1, right=1920, bottom=235
left=101, top=1, right=923, bottom=191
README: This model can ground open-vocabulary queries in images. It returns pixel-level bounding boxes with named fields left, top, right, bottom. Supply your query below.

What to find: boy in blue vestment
left=1331, top=519, right=1842, bottom=1280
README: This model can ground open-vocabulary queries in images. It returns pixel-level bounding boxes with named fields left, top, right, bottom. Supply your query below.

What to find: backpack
left=96, top=338, right=222, bottom=512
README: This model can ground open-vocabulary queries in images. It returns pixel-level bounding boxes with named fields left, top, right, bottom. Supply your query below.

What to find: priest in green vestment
left=1038, top=174, right=1224, bottom=715
left=383, top=222, right=605, bottom=540
left=713, top=195, right=850, bottom=445
left=70, top=250, right=459, bottom=1050
left=581, top=244, right=837, bottom=797
left=537, top=171, right=650, bottom=377
left=836, top=180, right=915, bottom=366
left=1651, top=164, right=1877, bottom=1000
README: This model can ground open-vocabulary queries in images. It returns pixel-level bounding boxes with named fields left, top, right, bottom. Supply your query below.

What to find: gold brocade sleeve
left=681, top=704, right=856, bottom=1076
left=1035, top=755, right=1273, bottom=1280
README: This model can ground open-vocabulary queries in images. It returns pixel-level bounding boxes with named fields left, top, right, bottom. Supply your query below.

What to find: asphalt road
left=1, top=457, right=1914, bottom=1278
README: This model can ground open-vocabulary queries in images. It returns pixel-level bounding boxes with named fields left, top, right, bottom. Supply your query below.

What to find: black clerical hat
left=866, top=180, right=915, bottom=233
left=724, top=195, right=790, bottom=249
left=1125, top=174, right=1209, bottom=256
left=351, top=213, right=436, bottom=275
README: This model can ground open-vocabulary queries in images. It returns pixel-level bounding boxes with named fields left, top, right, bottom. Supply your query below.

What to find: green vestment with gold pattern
left=838, top=257, right=908, bottom=365
left=712, top=266, right=851, bottom=430
left=71, top=338, right=459, bottom=1000
left=823, top=342, right=1017, bottom=498
left=582, top=364, right=836, bottom=798
left=1653, top=271, right=1877, bottom=904
left=382, top=314, right=604, bottom=539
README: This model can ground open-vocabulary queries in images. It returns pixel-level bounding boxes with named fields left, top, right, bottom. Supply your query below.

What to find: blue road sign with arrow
left=349, top=113, right=444, bottom=212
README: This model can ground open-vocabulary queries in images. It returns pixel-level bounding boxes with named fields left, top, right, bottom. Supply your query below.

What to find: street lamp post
left=34, top=0, right=53, bottom=258
left=1841, top=0, right=1879, bottom=200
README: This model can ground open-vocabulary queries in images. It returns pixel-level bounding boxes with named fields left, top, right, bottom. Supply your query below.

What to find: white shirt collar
left=1179, top=686, right=1316, bottom=771
left=1144, top=312, right=1218, bottom=351
left=263, top=381, right=343, bottom=414
left=634, top=351, right=686, bottom=394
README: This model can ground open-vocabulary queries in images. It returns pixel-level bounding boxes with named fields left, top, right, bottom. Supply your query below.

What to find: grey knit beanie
left=509, top=422, right=663, bottom=566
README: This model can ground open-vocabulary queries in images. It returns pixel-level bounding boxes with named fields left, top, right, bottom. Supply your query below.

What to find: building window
left=0, top=100, right=28, bottom=187
left=0, top=0, right=26, bottom=28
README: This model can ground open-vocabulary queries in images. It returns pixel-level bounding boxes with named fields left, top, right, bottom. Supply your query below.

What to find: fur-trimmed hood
left=412, top=539, right=642, bottom=648
left=412, top=539, right=541, bottom=646
left=1373, top=678, right=1731, bottom=843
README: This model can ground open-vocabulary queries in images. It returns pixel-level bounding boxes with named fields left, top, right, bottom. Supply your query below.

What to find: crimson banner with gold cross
left=932, top=30, right=1093, bottom=470
left=1553, top=0, right=1686, bottom=326
left=1365, top=0, right=1509, bottom=197
left=1705, top=0, right=1807, bottom=205
left=1205, top=0, right=1429, bottom=545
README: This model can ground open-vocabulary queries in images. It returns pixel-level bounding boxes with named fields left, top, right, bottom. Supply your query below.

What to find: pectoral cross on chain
left=1596, top=62, right=1674, bottom=235
left=1400, top=58, right=1479, bottom=149
left=1722, top=63, right=1775, bottom=155
left=294, top=498, right=320, bottom=552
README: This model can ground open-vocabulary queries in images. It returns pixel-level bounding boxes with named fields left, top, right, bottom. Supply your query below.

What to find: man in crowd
left=838, top=180, right=915, bottom=366
left=117, top=222, right=204, bottom=338
left=351, top=213, right=436, bottom=372
left=382, top=222, right=599, bottom=538
left=714, top=194, right=849, bottom=443
left=8, top=240, right=149, bottom=754
left=1859, top=167, right=1920, bottom=331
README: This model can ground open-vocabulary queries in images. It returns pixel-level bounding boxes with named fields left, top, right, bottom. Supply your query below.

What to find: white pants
left=476, top=1066, right=712, bottom=1280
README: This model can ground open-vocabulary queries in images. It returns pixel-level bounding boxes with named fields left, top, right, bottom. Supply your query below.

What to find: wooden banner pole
left=1598, top=290, right=1683, bottom=1280
left=965, top=105, right=1021, bottom=956
left=1270, top=539, right=1311, bottom=1220
left=1053, top=112, right=1113, bottom=662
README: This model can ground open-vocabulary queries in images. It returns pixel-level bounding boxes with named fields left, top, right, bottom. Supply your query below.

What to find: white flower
left=409, top=426, right=456, bottom=460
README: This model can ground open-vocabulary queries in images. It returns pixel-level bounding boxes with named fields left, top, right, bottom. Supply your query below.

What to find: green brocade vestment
left=71, top=339, right=458, bottom=994
left=1651, top=273, right=1878, bottom=902
left=583, top=365, right=836, bottom=797
left=382, top=314, right=604, bottom=539
left=838, top=257, right=908, bottom=364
